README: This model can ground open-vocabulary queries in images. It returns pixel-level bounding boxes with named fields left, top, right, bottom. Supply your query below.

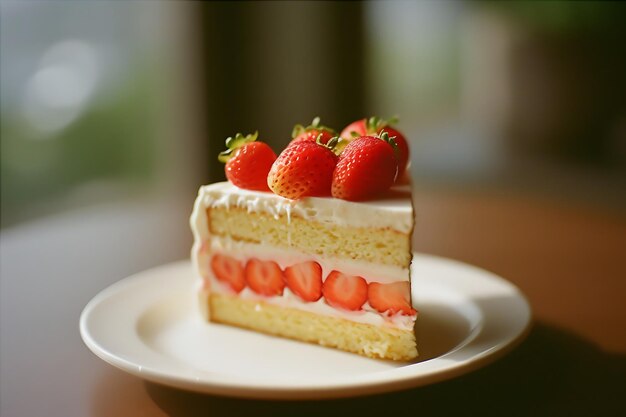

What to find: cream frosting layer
left=190, top=181, right=414, bottom=242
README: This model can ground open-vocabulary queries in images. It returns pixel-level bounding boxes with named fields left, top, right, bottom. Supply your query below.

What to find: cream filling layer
left=207, top=237, right=409, bottom=284
left=207, top=276, right=416, bottom=332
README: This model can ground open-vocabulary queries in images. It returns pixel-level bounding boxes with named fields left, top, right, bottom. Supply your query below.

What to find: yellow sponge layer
left=208, top=293, right=418, bottom=361
left=208, top=207, right=411, bottom=268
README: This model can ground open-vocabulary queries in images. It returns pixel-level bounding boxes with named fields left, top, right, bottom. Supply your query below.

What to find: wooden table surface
left=1, top=188, right=625, bottom=417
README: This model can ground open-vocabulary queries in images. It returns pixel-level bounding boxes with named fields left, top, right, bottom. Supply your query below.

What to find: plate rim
left=79, top=253, right=533, bottom=399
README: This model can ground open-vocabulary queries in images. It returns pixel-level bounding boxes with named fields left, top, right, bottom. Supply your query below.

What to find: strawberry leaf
left=378, top=130, right=398, bottom=153
left=316, top=134, right=340, bottom=152
left=291, top=117, right=336, bottom=139
left=218, top=131, right=259, bottom=163
left=365, top=115, right=400, bottom=134
left=291, top=124, right=305, bottom=139
left=332, top=138, right=349, bottom=155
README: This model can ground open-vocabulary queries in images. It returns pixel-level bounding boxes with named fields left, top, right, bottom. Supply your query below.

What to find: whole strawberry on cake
left=190, top=116, right=417, bottom=361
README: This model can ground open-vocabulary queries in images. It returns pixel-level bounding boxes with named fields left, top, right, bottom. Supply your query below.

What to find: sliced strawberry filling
left=284, top=261, right=323, bottom=302
left=368, top=281, right=416, bottom=316
left=245, top=258, right=285, bottom=297
left=207, top=254, right=416, bottom=317
left=322, top=270, right=368, bottom=311
left=210, top=253, right=246, bottom=293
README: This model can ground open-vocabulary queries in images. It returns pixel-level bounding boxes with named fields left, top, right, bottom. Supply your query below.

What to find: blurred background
left=2, top=2, right=626, bottom=416
left=2, top=1, right=625, bottom=230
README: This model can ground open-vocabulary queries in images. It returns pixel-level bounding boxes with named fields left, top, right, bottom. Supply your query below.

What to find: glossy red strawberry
left=210, top=254, right=246, bottom=293
left=368, top=281, right=416, bottom=316
left=267, top=138, right=338, bottom=199
left=284, top=261, right=323, bottom=302
left=219, top=132, right=277, bottom=192
left=245, top=258, right=285, bottom=297
left=322, top=271, right=368, bottom=311
left=340, top=116, right=409, bottom=177
left=290, top=117, right=336, bottom=146
left=331, top=133, right=398, bottom=201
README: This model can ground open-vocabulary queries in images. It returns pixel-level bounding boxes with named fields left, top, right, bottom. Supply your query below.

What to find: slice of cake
left=190, top=116, right=417, bottom=361
left=190, top=182, right=416, bottom=360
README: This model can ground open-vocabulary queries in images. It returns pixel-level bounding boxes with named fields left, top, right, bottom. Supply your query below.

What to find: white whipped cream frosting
left=190, top=181, right=414, bottom=239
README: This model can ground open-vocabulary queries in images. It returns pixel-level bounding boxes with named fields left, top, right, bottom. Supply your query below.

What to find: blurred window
left=364, top=1, right=625, bottom=206
left=1, top=1, right=204, bottom=228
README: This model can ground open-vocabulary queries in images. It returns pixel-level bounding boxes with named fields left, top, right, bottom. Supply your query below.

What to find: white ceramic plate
left=80, top=254, right=531, bottom=399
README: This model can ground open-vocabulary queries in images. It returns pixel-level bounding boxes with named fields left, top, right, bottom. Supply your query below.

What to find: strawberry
left=368, top=281, right=416, bottom=316
left=219, top=132, right=277, bottom=192
left=210, top=254, right=246, bottom=293
left=290, top=117, right=336, bottom=146
left=340, top=116, right=409, bottom=177
left=267, top=138, right=338, bottom=199
left=331, top=133, right=398, bottom=201
left=339, top=118, right=368, bottom=140
left=322, top=271, right=368, bottom=311
left=284, top=261, right=323, bottom=302
left=379, top=125, right=409, bottom=179
left=244, top=258, right=285, bottom=297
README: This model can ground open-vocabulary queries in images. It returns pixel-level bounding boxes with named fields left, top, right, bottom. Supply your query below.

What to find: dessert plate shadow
left=80, top=254, right=531, bottom=399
